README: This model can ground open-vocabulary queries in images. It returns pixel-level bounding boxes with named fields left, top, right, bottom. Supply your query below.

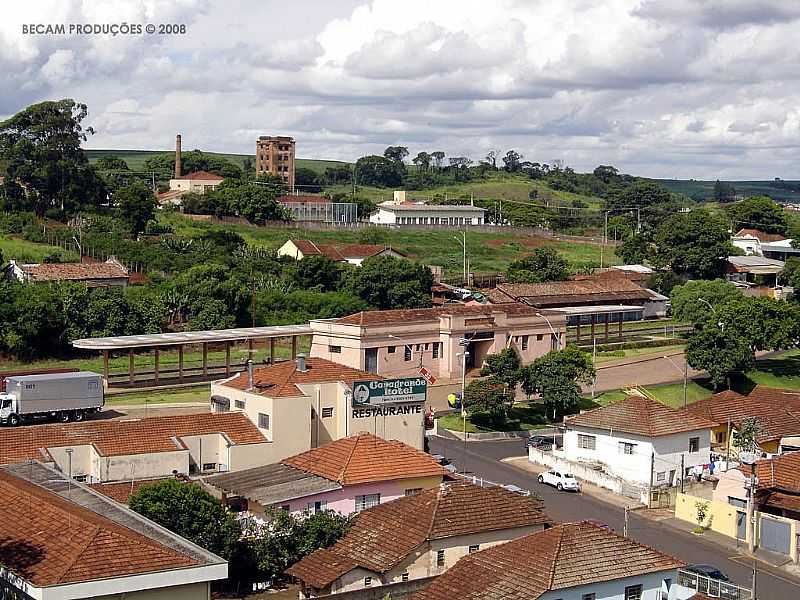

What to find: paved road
left=592, top=352, right=703, bottom=393
left=431, top=436, right=800, bottom=600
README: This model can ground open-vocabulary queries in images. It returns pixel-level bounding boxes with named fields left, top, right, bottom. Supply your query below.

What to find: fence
left=677, top=569, right=751, bottom=600
left=527, top=448, right=648, bottom=504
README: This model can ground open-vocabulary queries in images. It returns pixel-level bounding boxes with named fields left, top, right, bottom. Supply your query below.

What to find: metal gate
left=760, top=516, right=791, bottom=555
left=736, top=511, right=746, bottom=540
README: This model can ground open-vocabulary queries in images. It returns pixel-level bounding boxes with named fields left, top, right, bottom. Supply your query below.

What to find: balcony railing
left=677, top=569, right=752, bottom=600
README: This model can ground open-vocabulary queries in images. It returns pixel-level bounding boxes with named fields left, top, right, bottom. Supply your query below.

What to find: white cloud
left=1, top=0, right=800, bottom=178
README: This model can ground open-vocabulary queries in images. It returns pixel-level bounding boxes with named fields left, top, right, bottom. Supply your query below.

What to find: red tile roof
left=334, top=302, right=550, bottom=326
left=282, top=433, right=445, bottom=485
left=287, top=482, right=551, bottom=589
left=0, top=412, right=266, bottom=464
left=687, top=386, right=800, bottom=444
left=753, top=452, right=800, bottom=493
left=493, top=279, right=658, bottom=307
left=735, top=228, right=787, bottom=243
left=287, top=239, right=403, bottom=261
left=221, top=357, right=382, bottom=398
left=0, top=470, right=197, bottom=586
left=411, top=521, right=684, bottom=600
left=566, top=395, right=716, bottom=438
left=19, top=261, right=129, bottom=283
left=175, top=170, right=224, bottom=181
left=88, top=478, right=173, bottom=504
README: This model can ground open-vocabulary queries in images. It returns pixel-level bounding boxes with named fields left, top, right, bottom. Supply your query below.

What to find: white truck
left=0, top=372, right=104, bottom=426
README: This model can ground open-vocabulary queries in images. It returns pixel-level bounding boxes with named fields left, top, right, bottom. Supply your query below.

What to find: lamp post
left=65, top=448, right=74, bottom=500
left=535, top=312, right=561, bottom=351
left=457, top=348, right=470, bottom=474
left=387, top=334, right=420, bottom=368
left=663, top=354, right=689, bottom=408
left=740, top=450, right=759, bottom=554
left=454, top=231, right=467, bottom=285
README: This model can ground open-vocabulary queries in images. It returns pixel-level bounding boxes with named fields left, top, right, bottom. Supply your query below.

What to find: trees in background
left=143, top=150, right=243, bottom=179
left=669, top=279, right=741, bottom=323
left=354, top=155, right=404, bottom=188
left=726, top=196, right=788, bottom=234
left=685, top=324, right=754, bottom=390
left=114, top=181, right=157, bottom=234
left=95, top=155, right=129, bottom=171
left=505, top=248, right=570, bottom=283
left=651, top=210, right=734, bottom=279
left=713, top=180, right=737, bottom=202
left=294, top=167, right=322, bottom=192
left=0, top=99, right=106, bottom=216
left=520, top=345, right=595, bottom=420
left=616, top=234, right=650, bottom=265
left=344, top=256, right=433, bottom=310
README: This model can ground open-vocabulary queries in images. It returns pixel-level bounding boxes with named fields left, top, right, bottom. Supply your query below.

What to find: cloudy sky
left=3, top=0, right=800, bottom=179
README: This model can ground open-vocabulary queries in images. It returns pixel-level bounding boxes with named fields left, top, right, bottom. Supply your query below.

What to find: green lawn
left=594, top=344, right=687, bottom=364
left=106, top=386, right=209, bottom=406
left=438, top=402, right=550, bottom=433
left=0, top=235, right=79, bottom=263
left=744, top=350, right=800, bottom=390
left=164, top=212, right=617, bottom=273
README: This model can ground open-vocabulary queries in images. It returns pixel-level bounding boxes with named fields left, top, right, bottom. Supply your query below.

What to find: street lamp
left=453, top=231, right=467, bottom=285
left=457, top=348, right=470, bottom=474
left=663, top=354, right=689, bottom=408
left=535, top=312, right=561, bottom=351
left=387, top=334, right=420, bottom=368
left=697, top=298, right=725, bottom=332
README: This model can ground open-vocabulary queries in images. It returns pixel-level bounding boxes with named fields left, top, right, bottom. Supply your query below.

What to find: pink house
left=202, top=432, right=446, bottom=519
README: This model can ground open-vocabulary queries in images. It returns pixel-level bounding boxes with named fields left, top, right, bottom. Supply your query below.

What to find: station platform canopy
left=72, top=325, right=313, bottom=350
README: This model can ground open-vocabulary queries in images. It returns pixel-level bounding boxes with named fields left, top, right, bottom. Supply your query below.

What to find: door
left=760, top=516, right=791, bottom=555
left=736, top=511, right=747, bottom=540
left=365, top=348, right=378, bottom=374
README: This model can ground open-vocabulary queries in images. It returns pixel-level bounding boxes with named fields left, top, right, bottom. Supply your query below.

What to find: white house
left=277, top=239, right=406, bottom=266
left=562, top=395, right=716, bottom=487
left=369, top=191, right=486, bottom=226
left=169, top=170, right=224, bottom=194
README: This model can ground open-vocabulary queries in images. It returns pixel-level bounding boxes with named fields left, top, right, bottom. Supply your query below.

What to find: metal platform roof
left=71, top=324, right=313, bottom=350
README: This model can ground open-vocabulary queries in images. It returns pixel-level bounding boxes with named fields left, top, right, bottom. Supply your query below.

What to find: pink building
left=202, top=432, right=446, bottom=519
left=309, top=304, right=566, bottom=380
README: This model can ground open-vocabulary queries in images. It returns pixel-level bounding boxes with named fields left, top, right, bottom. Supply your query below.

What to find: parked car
left=537, top=471, right=581, bottom=492
left=525, top=435, right=553, bottom=451
left=684, top=564, right=730, bottom=582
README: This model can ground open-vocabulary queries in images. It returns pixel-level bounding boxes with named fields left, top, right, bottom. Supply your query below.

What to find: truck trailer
left=0, top=371, right=104, bottom=426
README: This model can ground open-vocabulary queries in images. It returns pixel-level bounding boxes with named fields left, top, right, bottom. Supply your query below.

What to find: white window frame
left=355, top=493, right=380, bottom=512
left=577, top=434, right=596, bottom=450
left=619, top=441, right=636, bottom=455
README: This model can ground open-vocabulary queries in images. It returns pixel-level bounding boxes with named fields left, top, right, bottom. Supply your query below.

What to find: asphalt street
left=430, top=436, right=800, bottom=600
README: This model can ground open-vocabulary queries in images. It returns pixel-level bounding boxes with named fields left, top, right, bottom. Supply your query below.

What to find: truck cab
left=0, top=395, right=19, bottom=426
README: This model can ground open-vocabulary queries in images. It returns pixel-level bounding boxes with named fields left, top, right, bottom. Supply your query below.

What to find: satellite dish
left=739, top=450, right=759, bottom=465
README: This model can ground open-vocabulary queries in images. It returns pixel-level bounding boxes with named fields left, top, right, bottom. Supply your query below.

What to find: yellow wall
left=94, top=581, right=209, bottom=600
left=675, top=493, right=739, bottom=539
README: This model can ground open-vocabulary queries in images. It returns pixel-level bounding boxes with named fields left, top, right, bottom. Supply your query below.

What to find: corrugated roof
left=282, top=433, right=445, bottom=485
left=566, top=395, right=716, bottom=438
left=332, top=303, right=551, bottom=326
left=734, top=229, right=787, bottom=243
left=286, top=482, right=551, bottom=589
left=494, top=280, right=659, bottom=307
left=19, top=261, right=129, bottom=282
left=411, top=521, right=684, bottom=600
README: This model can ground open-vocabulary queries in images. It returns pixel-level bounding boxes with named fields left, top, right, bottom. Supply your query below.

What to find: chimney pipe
left=296, top=353, right=307, bottom=373
left=175, top=134, right=182, bottom=178
left=246, top=359, right=254, bottom=390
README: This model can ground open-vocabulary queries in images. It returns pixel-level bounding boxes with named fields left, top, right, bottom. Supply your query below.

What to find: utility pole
left=648, top=451, right=655, bottom=509
left=747, top=462, right=756, bottom=553
left=623, top=506, right=629, bottom=537
left=461, top=347, right=469, bottom=475
left=680, top=454, right=685, bottom=493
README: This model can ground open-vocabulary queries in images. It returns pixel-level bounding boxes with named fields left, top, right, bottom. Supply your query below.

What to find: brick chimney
left=175, top=134, right=182, bottom=178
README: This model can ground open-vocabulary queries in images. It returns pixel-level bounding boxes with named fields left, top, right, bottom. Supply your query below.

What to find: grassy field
left=164, top=213, right=617, bottom=273
left=438, top=402, right=550, bottom=433
left=653, top=178, right=800, bottom=203
left=84, top=149, right=346, bottom=175
left=0, top=235, right=79, bottom=263
left=106, top=386, right=209, bottom=406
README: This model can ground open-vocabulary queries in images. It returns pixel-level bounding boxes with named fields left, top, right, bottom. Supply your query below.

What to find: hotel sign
left=352, top=377, right=427, bottom=406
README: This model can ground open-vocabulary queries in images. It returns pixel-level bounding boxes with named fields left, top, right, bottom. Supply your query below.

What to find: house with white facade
left=369, top=191, right=486, bottom=226
left=731, top=228, right=800, bottom=261
left=562, top=395, right=716, bottom=488
left=410, top=521, right=702, bottom=600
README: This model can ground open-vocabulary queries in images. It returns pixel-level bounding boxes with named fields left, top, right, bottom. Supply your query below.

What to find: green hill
left=84, top=149, right=347, bottom=175
left=652, top=178, right=800, bottom=203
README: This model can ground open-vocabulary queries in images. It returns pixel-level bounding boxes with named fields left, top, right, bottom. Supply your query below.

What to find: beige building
left=286, top=481, right=551, bottom=597
left=210, top=356, right=425, bottom=458
left=0, top=412, right=271, bottom=483
left=168, top=170, right=225, bottom=194
left=0, top=461, right=227, bottom=600
left=256, top=135, right=296, bottom=189
left=5, top=257, right=130, bottom=288
left=278, top=238, right=407, bottom=266
left=309, top=304, right=567, bottom=380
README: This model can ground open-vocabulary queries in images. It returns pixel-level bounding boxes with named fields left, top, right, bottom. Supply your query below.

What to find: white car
left=538, top=470, right=581, bottom=492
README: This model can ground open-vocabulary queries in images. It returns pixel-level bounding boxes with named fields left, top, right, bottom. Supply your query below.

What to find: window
left=74, top=474, right=88, bottom=482
left=88, top=381, right=99, bottom=391
left=537, top=334, right=543, bottom=341
left=582, top=594, right=596, bottom=600
left=364, top=577, right=372, bottom=587
left=416, top=344, right=422, bottom=351
left=577, top=434, right=596, bottom=450
left=436, top=549, right=445, bottom=567
left=656, top=471, right=666, bottom=482
left=279, top=504, right=290, bottom=512
left=619, top=442, right=636, bottom=455
left=388, top=345, right=396, bottom=354
left=716, top=431, right=726, bottom=444
left=625, top=584, right=643, bottom=600
left=202, top=463, right=216, bottom=471
left=468, top=544, right=480, bottom=554
left=425, top=343, right=430, bottom=350
left=689, top=437, right=700, bottom=453
left=306, top=500, right=327, bottom=514
left=355, top=493, right=380, bottom=512
left=401, top=572, right=409, bottom=582
left=404, top=488, right=422, bottom=496
left=404, top=346, right=412, bottom=362
left=234, top=399, right=245, bottom=409
left=521, top=335, right=529, bottom=350
left=321, top=407, right=334, bottom=418
left=329, top=345, right=342, bottom=354
left=258, top=413, right=270, bottom=429
left=1, top=399, right=11, bottom=409
left=432, top=343, right=440, bottom=359
left=550, top=333, right=560, bottom=351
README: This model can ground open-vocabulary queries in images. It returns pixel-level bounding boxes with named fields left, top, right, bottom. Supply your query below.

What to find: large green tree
left=505, top=248, right=570, bottom=283
left=129, top=480, right=241, bottom=559
left=652, top=210, right=734, bottom=279
left=95, top=155, right=129, bottom=171
left=520, top=345, right=595, bottom=419
left=615, top=234, right=650, bottom=264
left=463, top=377, right=508, bottom=424
left=354, top=155, right=404, bottom=188
left=344, top=256, right=433, bottom=310
left=685, top=324, right=754, bottom=390
left=0, top=99, right=106, bottom=215
left=669, top=279, right=741, bottom=324
left=726, top=196, right=788, bottom=234
left=143, top=150, right=243, bottom=179
left=114, top=181, right=157, bottom=234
